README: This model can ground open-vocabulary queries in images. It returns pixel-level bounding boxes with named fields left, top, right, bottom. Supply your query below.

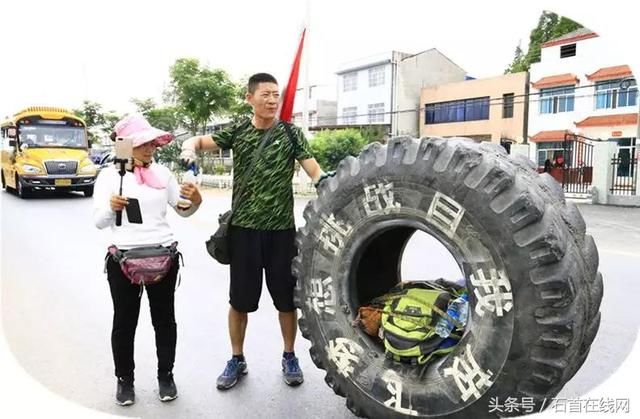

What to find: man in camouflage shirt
left=180, top=73, right=329, bottom=390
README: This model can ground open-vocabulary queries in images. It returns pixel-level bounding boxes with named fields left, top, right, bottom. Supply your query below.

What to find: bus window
left=18, top=125, right=86, bottom=148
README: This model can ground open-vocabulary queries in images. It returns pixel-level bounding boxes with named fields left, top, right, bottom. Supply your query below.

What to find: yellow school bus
left=1, top=106, right=97, bottom=198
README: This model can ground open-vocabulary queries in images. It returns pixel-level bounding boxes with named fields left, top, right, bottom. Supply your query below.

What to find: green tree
left=504, top=43, right=527, bottom=74
left=165, top=58, right=236, bottom=135
left=309, top=129, right=368, bottom=171
left=73, top=100, right=121, bottom=146
left=131, top=97, right=180, bottom=133
left=146, top=107, right=180, bottom=133
left=505, top=11, right=583, bottom=73
left=74, top=100, right=105, bottom=127
left=228, top=80, right=253, bottom=124
left=103, top=111, right=120, bottom=132
left=358, top=125, right=387, bottom=144
left=155, top=140, right=181, bottom=165
left=130, top=97, right=157, bottom=117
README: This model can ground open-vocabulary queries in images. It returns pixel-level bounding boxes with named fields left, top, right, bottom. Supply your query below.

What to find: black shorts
left=229, top=225, right=297, bottom=313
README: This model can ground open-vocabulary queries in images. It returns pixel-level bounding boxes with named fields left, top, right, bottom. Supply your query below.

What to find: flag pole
left=302, top=0, right=311, bottom=136
left=277, top=7, right=308, bottom=126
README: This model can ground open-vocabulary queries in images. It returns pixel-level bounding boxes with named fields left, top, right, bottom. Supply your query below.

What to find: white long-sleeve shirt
left=93, top=164, right=199, bottom=248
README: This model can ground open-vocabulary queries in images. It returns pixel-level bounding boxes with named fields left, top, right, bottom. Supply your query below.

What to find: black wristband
left=314, top=171, right=336, bottom=188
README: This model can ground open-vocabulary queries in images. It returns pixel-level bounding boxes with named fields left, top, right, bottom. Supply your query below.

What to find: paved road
left=1, top=188, right=638, bottom=418
left=1, top=188, right=356, bottom=419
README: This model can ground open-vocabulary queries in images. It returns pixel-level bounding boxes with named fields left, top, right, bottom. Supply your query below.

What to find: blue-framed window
left=595, top=79, right=637, bottom=109
left=425, top=97, right=490, bottom=124
left=539, top=86, right=575, bottom=114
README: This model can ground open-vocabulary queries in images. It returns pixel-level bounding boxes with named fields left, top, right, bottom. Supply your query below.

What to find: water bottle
left=177, top=163, right=197, bottom=210
left=435, top=293, right=469, bottom=338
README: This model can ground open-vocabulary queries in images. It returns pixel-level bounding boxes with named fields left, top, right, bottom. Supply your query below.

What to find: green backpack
left=378, top=282, right=465, bottom=365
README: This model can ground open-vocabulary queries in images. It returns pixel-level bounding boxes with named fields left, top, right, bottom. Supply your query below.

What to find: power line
left=295, top=79, right=637, bottom=123
left=305, top=87, right=638, bottom=123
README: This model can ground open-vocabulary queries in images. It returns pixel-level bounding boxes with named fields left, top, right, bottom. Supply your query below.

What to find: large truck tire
left=293, top=137, right=602, bottom=418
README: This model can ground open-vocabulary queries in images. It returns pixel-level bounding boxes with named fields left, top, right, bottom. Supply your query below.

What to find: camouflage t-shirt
left=213, top=119, right=313, bottom=230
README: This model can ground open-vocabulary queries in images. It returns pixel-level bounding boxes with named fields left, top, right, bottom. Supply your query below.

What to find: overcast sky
left=0, top=0, right=636, bottom=120
left=0, top=1, right=639, bottom=418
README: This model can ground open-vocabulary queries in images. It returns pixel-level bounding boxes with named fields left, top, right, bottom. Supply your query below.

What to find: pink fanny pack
left=107, top=242, right=181, bottom=286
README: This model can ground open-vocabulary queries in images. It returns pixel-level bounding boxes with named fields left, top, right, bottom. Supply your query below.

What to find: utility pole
left=621, top=77, right=639, bottom=157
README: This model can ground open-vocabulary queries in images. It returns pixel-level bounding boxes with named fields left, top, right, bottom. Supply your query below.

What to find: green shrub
left=309, top=129, right=368, bottom=171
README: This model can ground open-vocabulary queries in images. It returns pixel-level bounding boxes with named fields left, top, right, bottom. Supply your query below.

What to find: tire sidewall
left=295, top=139, right=590, bottom=418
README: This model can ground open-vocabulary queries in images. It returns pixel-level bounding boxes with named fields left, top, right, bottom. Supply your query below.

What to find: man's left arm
left=290, top=126, right=333, bottom=187
left=299, top=158, right=324, bottom=184
left=300, top=158, right=336, bottom=188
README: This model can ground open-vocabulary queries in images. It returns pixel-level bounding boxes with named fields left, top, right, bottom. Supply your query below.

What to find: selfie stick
left=114, top=157, right=130, bottom=226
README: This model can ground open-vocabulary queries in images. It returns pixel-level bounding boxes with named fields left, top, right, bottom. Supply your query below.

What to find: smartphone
left=125, top=197, right=143, bottom=224
left=114, top=136, right=133, bottom=171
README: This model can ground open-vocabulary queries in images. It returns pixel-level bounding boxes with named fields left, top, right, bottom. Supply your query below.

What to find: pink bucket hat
left=113, top=114, right=174, bottom=148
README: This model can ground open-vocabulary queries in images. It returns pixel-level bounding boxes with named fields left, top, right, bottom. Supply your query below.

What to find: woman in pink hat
left=93, top=114, right=202, bottom=406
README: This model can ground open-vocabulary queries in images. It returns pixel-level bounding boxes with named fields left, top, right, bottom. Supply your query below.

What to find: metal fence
left=610, top=155, right=638, bottom=195
left=562, top=133, right=594, bottom=195
left=199, top=174, right=317, bottom=195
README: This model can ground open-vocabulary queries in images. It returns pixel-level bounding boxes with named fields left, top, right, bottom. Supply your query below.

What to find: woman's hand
left=110, top=195, right=129, bottom=212
left=180, top=182, right=202, bottom=206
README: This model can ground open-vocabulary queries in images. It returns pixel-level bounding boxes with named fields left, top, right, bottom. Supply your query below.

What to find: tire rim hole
left=350, top=224, right=468, bottom=356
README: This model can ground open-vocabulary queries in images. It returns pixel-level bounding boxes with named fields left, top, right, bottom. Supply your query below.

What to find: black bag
left=206, top=210, right=232, bottom=263
left=205, top=121, right=297, bottom=264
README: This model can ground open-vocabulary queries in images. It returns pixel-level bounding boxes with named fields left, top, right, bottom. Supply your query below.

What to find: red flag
left=279, top=28, right=306, bottom=123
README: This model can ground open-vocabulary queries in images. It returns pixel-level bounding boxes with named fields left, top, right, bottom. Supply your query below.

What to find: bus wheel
left=1, top=171, right=5, bottom=190
left=83, top=186, right=94, bottom=198
left=16, top=175, right=31, bottom=199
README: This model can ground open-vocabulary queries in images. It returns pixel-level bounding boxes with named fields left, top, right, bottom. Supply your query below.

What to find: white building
left=335, top=50, right=467, bottom=137
left=528, top=28, right=638, bottom=168
left=291, top=84, right=337, bottom=129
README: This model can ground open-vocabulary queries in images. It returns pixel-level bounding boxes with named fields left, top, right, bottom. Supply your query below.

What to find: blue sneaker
left=216, top=358, right=248, bottom=390
left=282, top=355, right=304, bottom=386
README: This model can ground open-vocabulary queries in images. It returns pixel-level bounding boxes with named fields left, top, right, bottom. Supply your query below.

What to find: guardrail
left=198, top=174, right=317, bottom=195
